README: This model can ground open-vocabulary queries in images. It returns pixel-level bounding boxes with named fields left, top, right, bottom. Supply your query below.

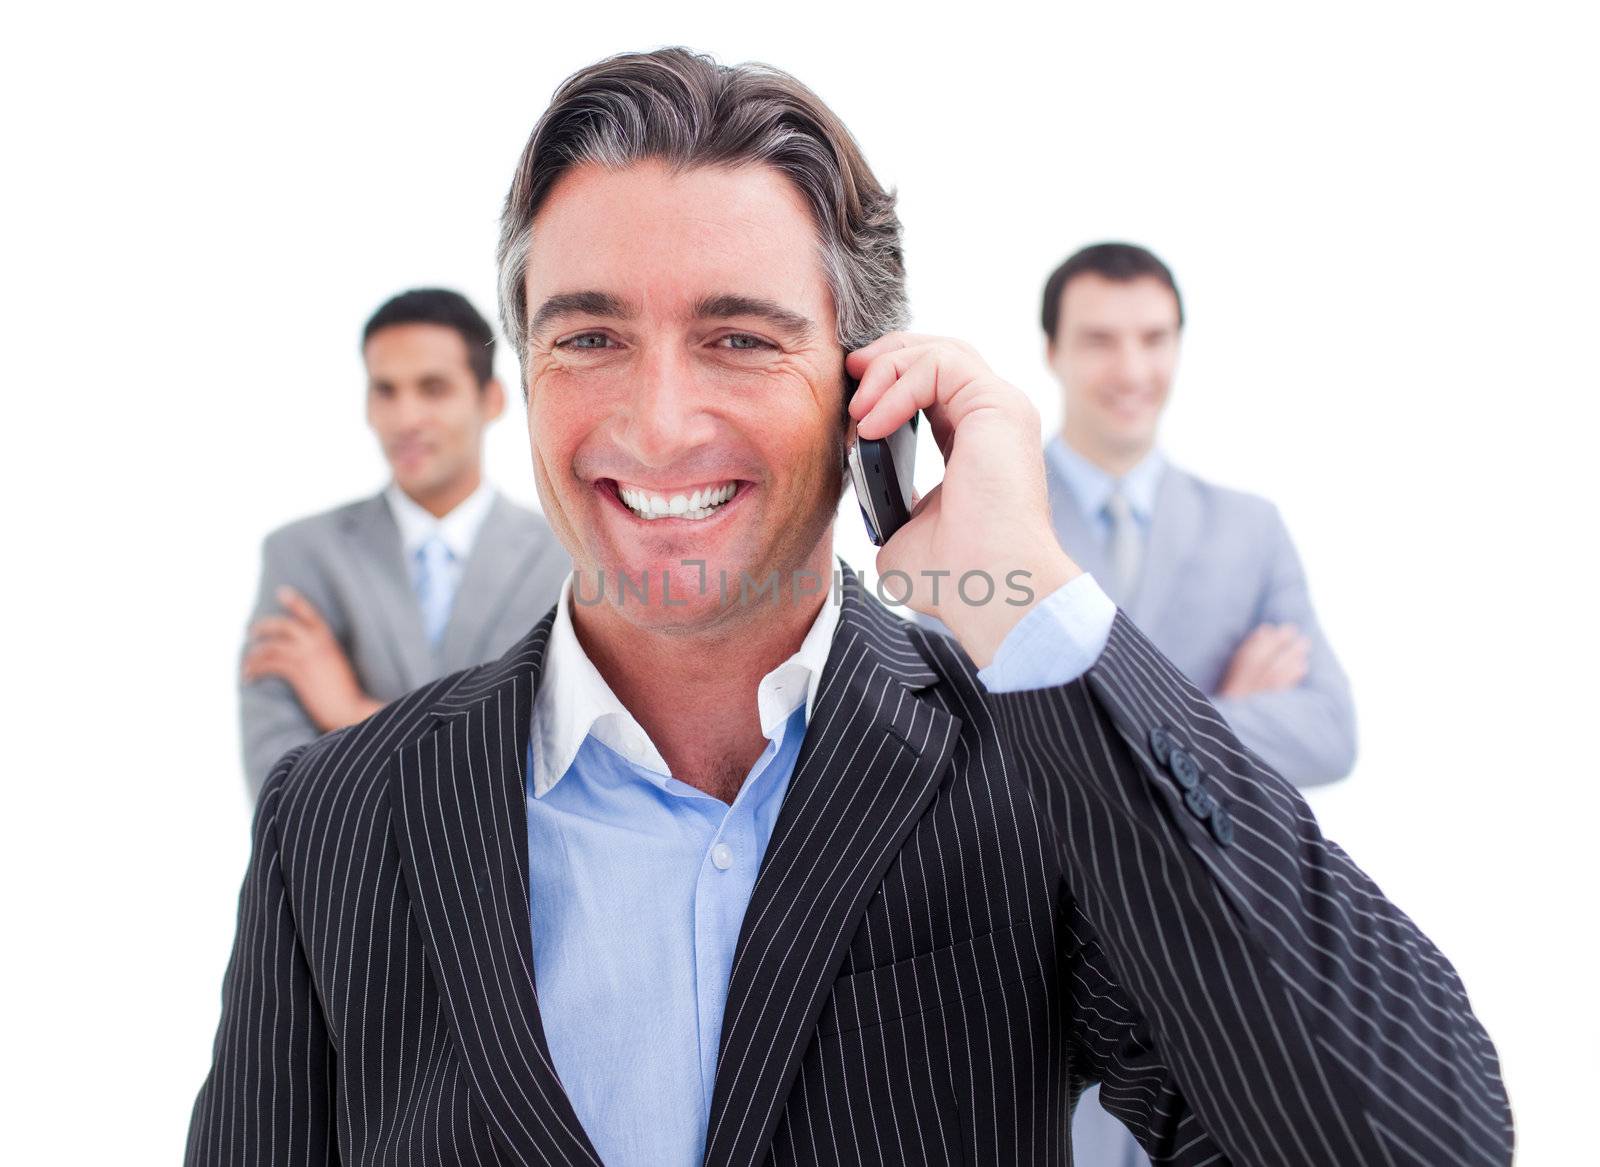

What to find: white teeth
left=618, top=482, right=738, bottom=521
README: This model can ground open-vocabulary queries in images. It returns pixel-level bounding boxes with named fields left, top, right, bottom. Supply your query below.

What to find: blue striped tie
left=414, top=536, right=457, bottom=647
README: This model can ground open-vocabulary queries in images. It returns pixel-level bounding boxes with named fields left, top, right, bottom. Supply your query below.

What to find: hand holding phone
left=844, top=333, right=1079, bottom=664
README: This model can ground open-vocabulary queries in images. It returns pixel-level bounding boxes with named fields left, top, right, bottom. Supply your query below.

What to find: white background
left=3, top=2, right=1596, bottom=1162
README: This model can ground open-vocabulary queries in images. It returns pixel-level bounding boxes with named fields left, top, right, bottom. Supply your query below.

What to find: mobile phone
left=848, top=406, right=920, bottom=547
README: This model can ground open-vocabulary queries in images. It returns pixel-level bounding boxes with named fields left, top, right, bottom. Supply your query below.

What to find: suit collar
left=433, top=559, right=939, bottom=721
left=340, top=494, right=435, bottom=689
left=436, top=495, right=555, bottom=669
left=394, top=565, right=953, bottom=1167
left=529, top=568, right=846, bottom=798
left=384, top=478, right=498, bottom=561
left=1045, top=435, right=1165, bottom=524
left=1127, top=464, right=1203, bottom=627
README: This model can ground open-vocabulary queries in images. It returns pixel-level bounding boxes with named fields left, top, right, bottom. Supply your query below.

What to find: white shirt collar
left=384, top=478, right=498, bottom=561
left=530, top=567, right=843, bottom=798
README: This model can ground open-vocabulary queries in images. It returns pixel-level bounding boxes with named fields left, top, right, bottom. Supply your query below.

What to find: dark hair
left=361, top=288, right=497, bottom=386
left=497, top=47, right=907, bottom=379
left=1040, top=242, right=1184, bottom=342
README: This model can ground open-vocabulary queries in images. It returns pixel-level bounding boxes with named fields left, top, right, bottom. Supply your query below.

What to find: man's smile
left=597, top=478, right=750, bottom=524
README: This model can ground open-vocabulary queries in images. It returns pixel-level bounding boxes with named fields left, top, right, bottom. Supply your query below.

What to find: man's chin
left=571, top=552, right=830, bottom=634
left=392, top=468, right=445, bottom=501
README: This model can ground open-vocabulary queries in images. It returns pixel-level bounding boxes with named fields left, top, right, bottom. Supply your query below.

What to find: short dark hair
left=361, top=288, right=497, bottom=386
left=1040, top=242, right=1184, bottom=342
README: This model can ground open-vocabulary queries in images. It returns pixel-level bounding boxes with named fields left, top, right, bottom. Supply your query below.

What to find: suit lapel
left=1128, top=465, right=1203, bottom=630
left=342, top=494, right=436, bottom=689
left=390, top=618, right=603, bottom=1167
left=438, top=495, right=526, bottom=670
left=703, top=569, right=960, bottom=1167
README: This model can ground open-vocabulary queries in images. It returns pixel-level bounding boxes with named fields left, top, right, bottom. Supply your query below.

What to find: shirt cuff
left=976, top=572, right=1117, bottom=693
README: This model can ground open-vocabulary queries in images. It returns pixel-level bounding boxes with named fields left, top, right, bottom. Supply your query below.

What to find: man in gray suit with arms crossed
left=239, top=289, right=569, bottom=796
left=1045, top=245, right=1359, bottom=1163
left=1041, top=242, right=1356, bottom=788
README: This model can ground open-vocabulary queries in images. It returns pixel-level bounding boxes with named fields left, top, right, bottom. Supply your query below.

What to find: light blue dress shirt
left=1045, top=435, right=1165, bottom=541
left=524, top=568, right=1116, bottom=1166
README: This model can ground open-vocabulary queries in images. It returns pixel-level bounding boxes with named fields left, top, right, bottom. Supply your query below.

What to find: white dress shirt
left=384, top=478, right=498, bottom=602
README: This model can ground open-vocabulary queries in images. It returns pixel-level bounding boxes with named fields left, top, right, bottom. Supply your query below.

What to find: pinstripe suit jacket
left=188, top=569, right=1512, bottom=1166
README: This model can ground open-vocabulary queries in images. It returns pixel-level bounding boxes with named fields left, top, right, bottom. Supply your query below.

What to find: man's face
left=364, top=324, right=504, bottom=506
left=1047, top=274, right=1181, bottom=460
left=522, top=160, right=845, bottom=632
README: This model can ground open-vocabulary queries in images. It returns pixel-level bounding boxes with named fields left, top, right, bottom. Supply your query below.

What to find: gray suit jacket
left=1046, top=456, right=1357, bottom=788
left=239, top=491, right=570, bottom=796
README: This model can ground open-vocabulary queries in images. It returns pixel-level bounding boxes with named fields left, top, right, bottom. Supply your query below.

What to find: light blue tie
left=1103, top=486, right=1143, bottom=606
left=413, top=536, right=457, bottom=648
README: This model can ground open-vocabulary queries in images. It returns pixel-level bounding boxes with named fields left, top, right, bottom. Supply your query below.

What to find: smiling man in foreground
left=187, top=48, right=1513, bottom=1167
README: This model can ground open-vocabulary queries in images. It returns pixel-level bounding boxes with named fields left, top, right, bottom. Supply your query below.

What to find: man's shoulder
left=846, top=592, right=989, bottom=704
left=486, top=493, right=563, bottom=547
left=261, top=493, right=387, bottom=553
left=261, top=655, right=510, bottom=836
left=1166, top=464, right=1283, bottom=533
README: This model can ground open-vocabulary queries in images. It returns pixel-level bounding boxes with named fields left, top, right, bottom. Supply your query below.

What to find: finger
left=847, top=339, right=940, bottom=422
left=1263, top=642, right=1311, bottom=686
left=845, top=331, right=942, bottom=379
left=855, top=350, right=944, bottom=439
left=858, top=348, right=987, bottom=441
left=277, top=586, right=328, bottom=631
left=249, top=617, right=299, bottom=644
left=1262, top=661, right=1308, bottom=690
left=242, top=647, right=290, bottom=682
left=1261, top=633, right=1307, bottom=670
left=1233, top=626, right=1281, bottom=667
left=1243, top=623, right=1281, bottom=647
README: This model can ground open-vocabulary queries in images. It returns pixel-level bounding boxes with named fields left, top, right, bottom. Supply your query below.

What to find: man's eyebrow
left=528, top=291, right=633, bottom=338
left=694, top=294, right=816, bottom=342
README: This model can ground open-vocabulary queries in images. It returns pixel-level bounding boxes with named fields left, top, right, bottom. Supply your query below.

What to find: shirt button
left=711, top=843, right=734, bottom=871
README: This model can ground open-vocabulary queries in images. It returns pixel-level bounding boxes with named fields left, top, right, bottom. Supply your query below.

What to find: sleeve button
left=1169, top=747, right=1201, bottom=791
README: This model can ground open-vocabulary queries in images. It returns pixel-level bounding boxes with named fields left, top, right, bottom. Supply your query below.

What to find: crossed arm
left=239, top=532, right=381, bottom=797
left=1210, top=510, right=1359, bottom=788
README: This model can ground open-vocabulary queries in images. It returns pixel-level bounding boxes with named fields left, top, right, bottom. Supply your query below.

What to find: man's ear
left=483, top=377, right=507, bottom=422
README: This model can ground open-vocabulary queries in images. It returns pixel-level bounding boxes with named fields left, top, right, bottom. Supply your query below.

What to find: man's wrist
left=943, top=550, right=1082, bottom=668
left=311, top=692, right=383, bottom=734
left=345, top=694, right=384, bottom=728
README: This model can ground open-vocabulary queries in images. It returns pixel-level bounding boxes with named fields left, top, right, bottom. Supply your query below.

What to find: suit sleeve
left=186, top=748, right=339, bottom=1165
left=238, top=530, right=338, bottom=798
left=997, top=613, right=1513, bottom=1166
left=1208, top=507, right=1358, bottom=787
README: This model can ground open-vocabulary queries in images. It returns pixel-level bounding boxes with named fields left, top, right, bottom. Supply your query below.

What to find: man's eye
left=559, top=333, right=615, bottom=350
left=719, top=334, right=772, bottom=351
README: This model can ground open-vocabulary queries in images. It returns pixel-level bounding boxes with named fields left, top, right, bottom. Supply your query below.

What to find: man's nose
left=615, top=350, right=713, bottom=467
left=1110, top=338, right=1152, bottom=385
left=390, top=391, right=433, bottom=432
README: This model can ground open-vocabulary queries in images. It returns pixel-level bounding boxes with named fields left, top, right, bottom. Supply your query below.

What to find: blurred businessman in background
left=1048, top=244, right=1358, bottom=1165
left=237, top=288, right=569, bottom=796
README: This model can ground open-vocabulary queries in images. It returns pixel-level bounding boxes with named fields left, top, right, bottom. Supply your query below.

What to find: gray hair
left=496, top=47, right=908, bottom=379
